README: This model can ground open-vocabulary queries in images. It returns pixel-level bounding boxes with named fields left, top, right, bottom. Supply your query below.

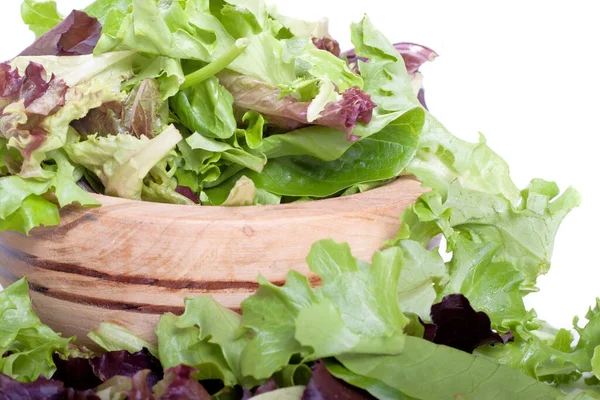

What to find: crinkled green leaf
left=395, top=240, right=448, bottom=320
left=84, top=0, right=132, bottom=25
left=0, top=278, right=72, bottom=382
left=241, top=271, right=317, bottom=380
left=156, top=312, right=236, bottom=385
left=295, top=241, right=408, bottom=358
left=401, top=179, right=580, bottom=291
left=440, top=235, right=530, bottom=331
left=21, top=0, right=62, bottom=38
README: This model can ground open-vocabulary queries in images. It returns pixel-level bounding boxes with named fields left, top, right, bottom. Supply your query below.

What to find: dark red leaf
left=422, top=294, right=513, bottom=354
left=0, top=373, right=99, bottom=400
left=152, top=365, right=211, bottom=400
left=254, top=378, right=277, bottom=395
left=312, top=37, right=341, bottom=57
left=91, top=348, right=163, bottom=388
left=175, top=186, right=200, bottom=204
left=52, top=355, right=102, bottom=391
left=302, top=361, right=374, bottom=400
left=19, top=10, right=102, bottom=57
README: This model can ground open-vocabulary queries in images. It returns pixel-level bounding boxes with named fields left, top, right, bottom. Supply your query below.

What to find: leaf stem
left=181, top=38, right=250, bottom=89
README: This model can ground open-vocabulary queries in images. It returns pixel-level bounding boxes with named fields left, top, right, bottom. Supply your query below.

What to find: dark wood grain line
left=0, top=243, right=322, bottom=290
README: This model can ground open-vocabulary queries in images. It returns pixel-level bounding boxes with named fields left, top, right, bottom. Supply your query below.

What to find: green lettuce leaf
left=399, top=179, right=580, bottom=291
left=324, top=359, right=411, bottom=400
left=259, top=16, right=421, bottom=163
left=407, top=116, right=521, bottom=204
left=240, top=240, right=407, bottom=380
left=243, top=107, right=423, bottom=197
left=65, top=125, right=183, bottom=200
left=21, top=0, right=62, bottom=38
left=0, top=278, right=72, bottom=382
left=171, top=77, right=237, bottom=140
left=439, top=235, right=530, bottom=331
left=88, top=321, right=158, bottom=358
left=156, top=312, right=237, bottom=385
left=186, top=132, right=266, bottom=173
left=84, top=0, right=132, bottom=25
left=339, top=336, right=565, bottom=400
left=396, top=240, right=448, bottom=320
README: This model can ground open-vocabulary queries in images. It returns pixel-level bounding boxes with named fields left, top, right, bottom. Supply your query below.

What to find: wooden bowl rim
left=76, top=176, right=423, bottom=223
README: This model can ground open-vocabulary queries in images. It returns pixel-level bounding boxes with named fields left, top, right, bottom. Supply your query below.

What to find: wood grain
left=0, top=177, right=425, bottom=346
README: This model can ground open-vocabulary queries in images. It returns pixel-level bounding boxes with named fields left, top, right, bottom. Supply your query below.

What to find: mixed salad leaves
left=1, top=0, right=440, bottom=235
left=0, top=0, right=596, bottom=399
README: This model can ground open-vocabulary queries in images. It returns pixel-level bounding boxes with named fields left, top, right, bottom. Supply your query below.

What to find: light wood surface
left=0, top=177, right=425, bottom=345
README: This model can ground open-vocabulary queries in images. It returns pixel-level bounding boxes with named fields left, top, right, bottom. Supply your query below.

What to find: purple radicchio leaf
left=52, top=355, right=102, bottom=391
left=302, top=360, right=374, bottom=400
left=217, top=72, right=376, bottom=141
left=422, top=294, right=514, bottom=354
left=18, top=10, right=102, bottom=57
left=344, top=42, right=438, bottom=110
left=312, top=37, right=341, bottom=57
left=90, top=348, right=163, bottom=389
left=0, top=373, right=99, bottom=400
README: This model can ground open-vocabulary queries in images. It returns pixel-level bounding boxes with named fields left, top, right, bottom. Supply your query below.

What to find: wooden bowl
left=0, top=177, right=424, bottom=346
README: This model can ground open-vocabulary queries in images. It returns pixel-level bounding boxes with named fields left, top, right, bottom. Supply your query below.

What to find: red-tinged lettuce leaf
left=217, top=72, right=375, bottom=140
left=422, top=294, right=513, bottom=353
left=0, top=63, right=22, bottom=99
left=152, top=365, right=211, bottom=400
left=302, top=361, right=374, bottom=400
left=0, top=373, right=99, bottom=400
left=0, top=62, right=67, bottom=116
left=71, top=79, right=167, bottom=138
left=18, top=10, right=102, bottom=57
left=91, top=348, right=163, bottom=388
left=312, top=37, right=341, bottom=57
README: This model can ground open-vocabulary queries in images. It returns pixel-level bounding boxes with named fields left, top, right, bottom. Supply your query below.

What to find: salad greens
left=0, top=0, right=595, bottom=399
left=1, top=0, right=434, bottom=235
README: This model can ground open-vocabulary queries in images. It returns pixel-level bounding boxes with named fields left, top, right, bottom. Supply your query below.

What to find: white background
left=1, top=0, right=599, bottom=328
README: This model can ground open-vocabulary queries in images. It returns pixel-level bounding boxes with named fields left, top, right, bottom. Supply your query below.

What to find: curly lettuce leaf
left=65, top=125, right=183, bottom=200
left=240, top=240, right=407, bottom=380
left=20, top=0, right=62, bottom=38
left=398, top=179, right=580, bottom=292
left=259, top=16, right=422, bottom=162
left=0, top=278, right=72, bottom=382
